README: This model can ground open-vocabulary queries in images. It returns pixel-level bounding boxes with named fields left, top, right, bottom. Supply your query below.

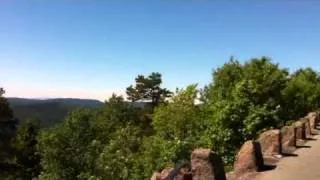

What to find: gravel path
left=258, top=135, right=320, bottom=180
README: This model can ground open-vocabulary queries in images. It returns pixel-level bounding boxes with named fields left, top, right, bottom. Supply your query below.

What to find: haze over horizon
left=1, top=1, right=320, bottom=101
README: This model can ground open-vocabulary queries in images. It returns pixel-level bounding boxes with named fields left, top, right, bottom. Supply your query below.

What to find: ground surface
left=257, top=135, right=320, bottom=180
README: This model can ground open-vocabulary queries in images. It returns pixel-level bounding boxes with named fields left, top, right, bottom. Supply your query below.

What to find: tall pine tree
left=126, top=72, right=172, bottom=108
left=0, top=87, right=18, bottom=174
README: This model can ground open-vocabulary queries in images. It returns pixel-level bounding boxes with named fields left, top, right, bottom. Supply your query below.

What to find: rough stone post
left=293, top=127, right=297, bottom=147
left=295, top=121, right=303, bottom=140
left=278, top=129, right=282, bottom=154
left=258, top=129, right=281, bottom=156
left=234, top=140, right=264, bottom=173
left=301, top=122, right=306, bottom=139
left=308, top=112, right=318, bottom=133
left=305, top=117, right=312, bottom=137
left=151, top=172, right=161, bottom=180
left=281, top=125, right=295, bottom=151
left=191, top=148, right=226, bottom=180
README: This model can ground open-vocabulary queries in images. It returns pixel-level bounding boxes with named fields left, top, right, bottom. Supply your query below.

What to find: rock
left=258, top=129, right=280, bottom=156
left=234, top=140, right=264, bottom=173
left=295, top=121, right=306, bottom=140
left=161, top=168, right=174, bottom=179
left=308, top=112, right=318, bottom=132
left=191, top=148, right=226, bottom=180
left=226, top=171, right=260, bottom=180
left=164, top=165, right=192, bottom=180
left=174, top=167, right=192, bottom=180
left=304, top=117, right=312, bottom=138
left=281, top=125, right=295, bottom=151
left=273, top=154, right=282, bottom=159
left=151, top=172, right=161, bottom=180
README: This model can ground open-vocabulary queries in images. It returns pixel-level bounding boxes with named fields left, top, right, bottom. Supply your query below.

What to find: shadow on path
left=296, top=145, right=311, bottom=148
left=305, top=138, right=317, bottom=141
left=259, top=164, right=277, bottom=172
left=281, top=152, right=298, bottom=157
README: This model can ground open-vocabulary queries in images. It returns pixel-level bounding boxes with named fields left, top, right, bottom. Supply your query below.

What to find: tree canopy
left=126, top=72, right=172, bottom=108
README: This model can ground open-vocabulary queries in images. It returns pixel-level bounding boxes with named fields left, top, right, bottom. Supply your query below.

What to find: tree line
left=1, top=57, right=320, bottom=179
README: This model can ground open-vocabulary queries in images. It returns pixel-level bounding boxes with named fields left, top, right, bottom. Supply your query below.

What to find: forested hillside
left=1, top=57, right=320, bottom=179
left=7, top=98, right=104, bottom=127
left=8, top=98, right=103, bottom=107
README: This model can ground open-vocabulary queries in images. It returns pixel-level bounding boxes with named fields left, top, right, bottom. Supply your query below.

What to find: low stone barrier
left=191, top=148, right=226, bottom=180
left=308, top=112, right=319, bottom=134
left=281, top=125, right=295, bottom=151
left=233, top=140, right=264, bottom=173
left=305, top=117, right=312, bottom=138
left=294, top=121, right=306, bottom=140
left=151, top=165, right=191, bottom=180
left=258, top=129, right=281, bottom=156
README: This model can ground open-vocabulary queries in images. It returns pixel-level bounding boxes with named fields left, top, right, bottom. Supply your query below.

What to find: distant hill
left=8, top=98, right=103, bottom=108
left=7, top=98, right=104, bottom=127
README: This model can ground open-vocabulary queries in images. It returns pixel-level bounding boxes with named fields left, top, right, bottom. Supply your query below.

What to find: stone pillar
left=165, top=164, right=192, bottom=180
left=281, top=126, right=295, bottom=151
left=161, top=168, right=174, bottom=180
left=151, top=172, right=161, bottom=180
left=295, top=121, right=305, bottom=140
left=257, top=129, right=281, bottom=156
left=301, top=122, right=306, bottom=139
left=293, top=127, right=297, bottom=147
left=308, top=112, right=318, bottom=133
left=308, top=112, right=317, bottom=129
left=191, top=148, right=226, bottom=180
left=234, top=140, right=264, bottom=173
left=305, top=117, right=312, bottom=138
left=281, top=126, right=296, bottom=153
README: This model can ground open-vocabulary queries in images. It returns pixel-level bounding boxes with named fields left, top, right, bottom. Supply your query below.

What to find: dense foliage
left=2, top=58, right=320, bottom=179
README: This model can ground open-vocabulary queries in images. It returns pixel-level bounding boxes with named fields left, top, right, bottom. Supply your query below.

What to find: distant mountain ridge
left=7, top=97, right=104, bottom=127
left=8, top=97, right=104, bottom=108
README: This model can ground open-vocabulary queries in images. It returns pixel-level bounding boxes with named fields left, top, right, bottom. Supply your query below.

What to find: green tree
left=281, top=68, right=320, bottom=121
left=39, top=109, right=97, bottom=180
left=95, top=94, right=144, bottom=140
left=138, top=85, right=201, bottom=178
left=126, top=72, right=172, bottom=108
left=153, top=85, right=201, bottom=141
left=239, top=57, right=288, bottom=137
left=95, top=125, right=144, bottom=180
left=0, top=87, right=18, bottom=177
left=201, top=58, right=243, bottom=103
left=0, top=88, right=13, bottom=118
left=13, top=119, right=41, bottom=179
left=201, top=57, right=288, bottom=165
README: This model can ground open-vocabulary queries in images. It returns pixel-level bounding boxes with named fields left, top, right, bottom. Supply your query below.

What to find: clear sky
left=1, top=1, right=320, bottom=101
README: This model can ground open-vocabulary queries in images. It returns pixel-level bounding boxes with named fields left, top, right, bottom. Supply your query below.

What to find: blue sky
left=1, top=1, right=320, bottom=101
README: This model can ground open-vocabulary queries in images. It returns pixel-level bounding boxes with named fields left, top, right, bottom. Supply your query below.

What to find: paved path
left=259, top=135, right=320, bottom=180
